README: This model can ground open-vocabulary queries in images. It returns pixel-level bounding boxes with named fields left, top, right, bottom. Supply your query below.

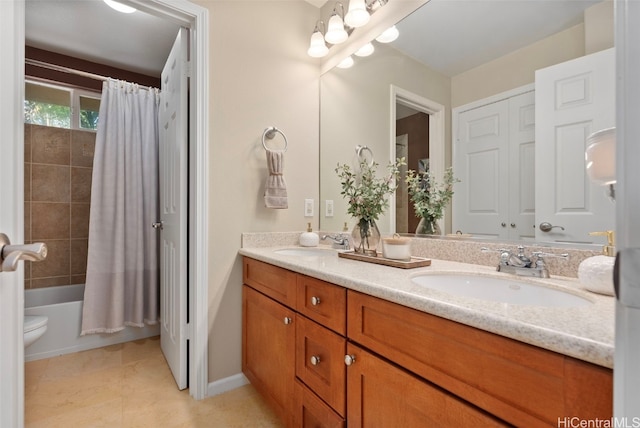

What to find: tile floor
left=24, top=336, right=284, bottom=427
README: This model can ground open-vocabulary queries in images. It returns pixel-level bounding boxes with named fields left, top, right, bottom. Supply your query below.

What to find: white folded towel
left=264, top=149, right=288, bottom=209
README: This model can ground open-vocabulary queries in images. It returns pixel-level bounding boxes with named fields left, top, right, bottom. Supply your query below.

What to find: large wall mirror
left=319, top=0, right=614, bottom=247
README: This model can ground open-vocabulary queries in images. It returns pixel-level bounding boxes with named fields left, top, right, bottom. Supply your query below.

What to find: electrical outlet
left=304, top=199, right=314, bottom=217
left=325, top=200, right=334, bottom=217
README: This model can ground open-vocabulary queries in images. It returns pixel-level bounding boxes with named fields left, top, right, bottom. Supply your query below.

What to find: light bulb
left=345, top=0, right=370, bottom=28
left=337, top=56, right=354, bottom=69
left=376, top=25, right=399, bottom=43
left=307, top=31, right=329, bottom=58
left=103, top=0, right=136, bottom=13
left=354, top=42, right=374, bottom=57
left=325, top=13, right=348, bottom=44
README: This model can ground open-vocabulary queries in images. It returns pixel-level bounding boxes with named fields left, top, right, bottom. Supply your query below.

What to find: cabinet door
left=295, top=314, right=346, bottom=417
left=242, top=285, right=295, bottom=426
left=293, top=380, right=345, bottom=428
left=346, top=343, right=507, bottom=427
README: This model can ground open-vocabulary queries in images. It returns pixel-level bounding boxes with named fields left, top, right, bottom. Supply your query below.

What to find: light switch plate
left=325, top=200, right=334, bottom=217
left=304, top=199, right=314, bottom=217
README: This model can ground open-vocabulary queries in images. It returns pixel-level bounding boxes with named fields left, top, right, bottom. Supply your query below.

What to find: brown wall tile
left=71, top=130, right=96, bottom=168
left=70, top=239, right=88, bottom=276
left=24, top=163, right=31, bottom=202
left=31, top=276, right=72, bottom=289
left=31, top=203, right=70, bottom=240
left=24, top=124, right=32, bottom=163
left=31, top=239, right=70, bottom=279
left=31, top=125, right=70, bottom=165
left=31, top=164, right=70, bottom=203
left=71, top=203, right=91, bottom=239
left=24, top=202, right=31, bottom=242
left=71, top=274, right=86, bottom=285
left=71, top=167, right=93, bottom=203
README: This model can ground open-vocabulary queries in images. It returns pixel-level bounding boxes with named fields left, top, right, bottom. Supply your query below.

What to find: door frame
left=126, top=0, right=210, bottom=400
left=389, top=85, right=445, bottom=234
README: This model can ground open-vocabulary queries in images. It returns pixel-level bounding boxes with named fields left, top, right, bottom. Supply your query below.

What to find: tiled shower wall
left=24, top=124, right=95, bottom=289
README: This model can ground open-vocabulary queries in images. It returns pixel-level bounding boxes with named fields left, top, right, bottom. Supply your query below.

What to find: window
left=25, top=80, right=101, bottom=131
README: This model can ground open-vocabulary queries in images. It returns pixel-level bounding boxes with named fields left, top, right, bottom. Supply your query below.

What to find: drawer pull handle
left=311, top=296, right=321, bottom=306
left=344, top=354, right=356, bottom=366
left=283, top=317, right=292, bottom=325
left=310, top=355, right=321, bottom=365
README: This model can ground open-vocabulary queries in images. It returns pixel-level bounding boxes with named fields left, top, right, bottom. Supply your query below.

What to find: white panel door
left=453, top=100, right=509, bottom=239
left=159, top=27, right=189, bottom=390
left=1, top=1, right=25, bottom=426
left=508, top=92, right=536, bottom=240
left=535, top=48, right=615, bottom=243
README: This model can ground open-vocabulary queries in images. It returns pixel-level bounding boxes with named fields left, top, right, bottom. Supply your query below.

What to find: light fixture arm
left=332, top=2, right=346, bottom=19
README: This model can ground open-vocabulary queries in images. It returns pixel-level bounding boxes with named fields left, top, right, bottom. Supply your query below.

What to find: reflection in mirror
left=319, top=0, right=614, bottom=248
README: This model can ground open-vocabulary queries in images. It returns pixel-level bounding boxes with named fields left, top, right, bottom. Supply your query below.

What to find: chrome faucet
left=321, top=233, right=350, bottom=250
left=481, top=246, right=568, bottom=278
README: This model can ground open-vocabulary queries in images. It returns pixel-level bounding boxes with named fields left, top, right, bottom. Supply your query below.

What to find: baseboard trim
left=207, top=373, right=249, bottom=397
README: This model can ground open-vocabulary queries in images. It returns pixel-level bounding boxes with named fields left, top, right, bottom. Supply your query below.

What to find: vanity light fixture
left=103, top=0, right=136, bottom=14
left=325, top=3, right=349, bottom=45
left=375, top=25, right=399, bottom=43
left=585, top=127, right=616, bottom=200
left=354, top=42, right=374, bottom=57
left=345, top=0, right=370, bottom=28
left=336, top=56, right=355, bottom=69
left=307, top=21, right=329, bottom=58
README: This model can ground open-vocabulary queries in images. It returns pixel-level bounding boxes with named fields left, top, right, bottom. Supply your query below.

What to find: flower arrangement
left=335, top=157, right=405, bottom=222
left=405, top=166, right=459, bottom=223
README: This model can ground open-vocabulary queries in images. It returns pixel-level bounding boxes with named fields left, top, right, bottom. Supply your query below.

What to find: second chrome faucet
left=481, top=245, right=569, bottom=278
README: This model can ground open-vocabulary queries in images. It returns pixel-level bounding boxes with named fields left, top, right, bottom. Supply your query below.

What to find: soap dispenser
left=299, top=223, right=319, bottom=247
left=578, top=230, right=615, bottom=296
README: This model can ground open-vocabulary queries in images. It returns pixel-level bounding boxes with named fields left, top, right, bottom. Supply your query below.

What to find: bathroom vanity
left=240, top=245, right=613, bottom=427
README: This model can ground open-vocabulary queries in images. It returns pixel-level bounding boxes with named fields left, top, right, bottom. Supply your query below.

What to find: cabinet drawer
left=296, top=275, right=346, bottom=335
left=243, top=257, right=297, bottom=308
left=347, top=290, right=612, bottom=426
left=293, top=380, right=345, bottom=428
left=346, top=343, right=508, bottom=428
left=296, top=314, right=346, bottom=417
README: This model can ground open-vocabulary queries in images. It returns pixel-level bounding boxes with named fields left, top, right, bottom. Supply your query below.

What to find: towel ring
left=262, top=126, right=288, bottom=152
left=355, top=145, right=374, bottom=167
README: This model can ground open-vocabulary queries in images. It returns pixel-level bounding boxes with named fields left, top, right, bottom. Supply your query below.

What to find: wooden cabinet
left=346, top=342, right=507, bottom=427
left=242, top=257, right=613, bottom=427
left=242, top=285, right=295, bottom=426
left=347, top=289, right=613, bottom=427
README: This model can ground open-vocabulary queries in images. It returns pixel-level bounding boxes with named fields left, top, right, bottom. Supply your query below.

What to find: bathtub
left=24, top=284, right=160, bottom=361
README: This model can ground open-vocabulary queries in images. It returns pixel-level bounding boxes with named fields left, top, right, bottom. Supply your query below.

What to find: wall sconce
left=586, top=127, right=616, bottom=200
left=354, top=42, right=374, bottom=57
left=307, top=21, right=329, bottom=58
left=345, top=0, right=370, bottom=28
left=325, top=3, right=349, bottom=45
left=336, top=56, right=355, bottom=69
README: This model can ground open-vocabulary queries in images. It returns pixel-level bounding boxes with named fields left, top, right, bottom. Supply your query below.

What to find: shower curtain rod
left=25, top=58, right=154, bottom=90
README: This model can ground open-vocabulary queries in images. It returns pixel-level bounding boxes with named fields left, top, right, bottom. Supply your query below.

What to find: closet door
left=453, top=100, right=509, bottom=239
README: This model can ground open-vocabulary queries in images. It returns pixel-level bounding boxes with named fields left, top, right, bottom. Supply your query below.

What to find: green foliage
left=335, top=157, right=406, bottom=222
left=405, top=167, right=459, bottom=221
left=24, top=101, right=70, bottom=128
left=80, top=110, right=99, bottom=130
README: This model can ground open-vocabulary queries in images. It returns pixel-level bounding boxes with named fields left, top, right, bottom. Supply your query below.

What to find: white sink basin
left=274, top=248, right=335, bottom=257
left=411, top=274, right=592, bottom=308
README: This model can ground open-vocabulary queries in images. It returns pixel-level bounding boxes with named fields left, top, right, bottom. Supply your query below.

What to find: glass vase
left=415, top=217, right=441, bottom=235
left=352, top=218, right=381, bottom=256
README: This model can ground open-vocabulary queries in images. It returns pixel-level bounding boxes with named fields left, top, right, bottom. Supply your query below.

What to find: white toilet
left=24, top=315, right=48, bottom=348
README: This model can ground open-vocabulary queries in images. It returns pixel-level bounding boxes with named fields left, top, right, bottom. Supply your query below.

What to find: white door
left=535, top=48, right=615, bottom=243
left=1, top=1, right=25, bottom=426
left=453, top=100, right=509, bottom=239
left=159, top=27, right=189, bottom=390
left=507, top=91, right=536, bottom=240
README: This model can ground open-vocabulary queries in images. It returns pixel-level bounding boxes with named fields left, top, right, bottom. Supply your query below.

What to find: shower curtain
left=81, top=79, right=160, bottom=335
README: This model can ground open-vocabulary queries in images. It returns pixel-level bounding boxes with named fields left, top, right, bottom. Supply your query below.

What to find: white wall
left=196, top=0, right=320, bottom=383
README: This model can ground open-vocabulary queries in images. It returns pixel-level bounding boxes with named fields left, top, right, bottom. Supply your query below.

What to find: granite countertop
left=238, top=245, right=615, bottom=369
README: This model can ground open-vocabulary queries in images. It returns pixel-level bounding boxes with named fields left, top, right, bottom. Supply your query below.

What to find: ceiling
left=26, top=0, right=180, bottom=77
left=26, top=0, right=602, bottom=78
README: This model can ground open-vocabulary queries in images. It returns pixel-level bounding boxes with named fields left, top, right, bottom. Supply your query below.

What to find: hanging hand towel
left=264, top=149, right=288, bottom=209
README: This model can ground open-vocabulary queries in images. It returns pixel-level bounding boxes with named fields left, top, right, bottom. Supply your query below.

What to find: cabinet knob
left=283, top=317, right=292, bottom=325
left=310, top=355, right=321, bottom=365
left=344, top=354, right=356, bottom=366
left=510, top=223, right=516, bottom=228
left=311, top=296, right=321, bottom=306
left=501, top=222, right=506, bottom=227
